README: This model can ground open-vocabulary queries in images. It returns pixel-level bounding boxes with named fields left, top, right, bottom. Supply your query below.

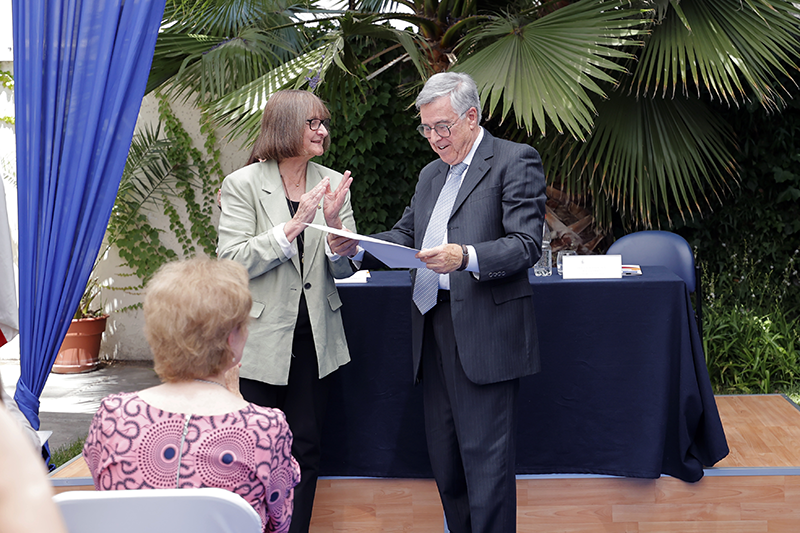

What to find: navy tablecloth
left=320, top=266, right=729, bottom=482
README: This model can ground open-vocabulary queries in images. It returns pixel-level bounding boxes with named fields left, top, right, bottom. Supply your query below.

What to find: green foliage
left=107, top=95, right=223, bottom=305
left=678, top=97, right=800, bottom=317
left=0, top=117, right=13, bottom=125
left=50, top=436, right=86, bottom=469
left=703, top=253, right=800, bottom=394
left=74, top=277, right=105, bottom=319
left=674, top=97, right=800, bottom=395
left=0, top=70, right=12, bottom=90
left=157, top=95, right=220, bottom=258
left=317, top=62, right=432, bottom=235
left=108, top=124, right=177, bottom=290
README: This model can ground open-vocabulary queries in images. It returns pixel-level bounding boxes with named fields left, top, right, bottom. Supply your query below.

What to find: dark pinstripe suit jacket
left=371, top=130, right=547, bottom=385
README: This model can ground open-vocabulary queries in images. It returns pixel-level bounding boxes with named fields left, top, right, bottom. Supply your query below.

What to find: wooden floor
left=51, top=395, right=800, bottom=532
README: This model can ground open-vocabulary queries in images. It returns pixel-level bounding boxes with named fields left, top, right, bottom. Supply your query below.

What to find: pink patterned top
left=83, top=392, right=300, bottom=532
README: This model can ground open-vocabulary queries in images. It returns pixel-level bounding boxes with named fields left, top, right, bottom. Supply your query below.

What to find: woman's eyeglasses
left=307, top=118, right=331, bottom=131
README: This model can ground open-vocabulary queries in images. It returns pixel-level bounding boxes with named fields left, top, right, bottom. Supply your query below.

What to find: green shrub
left=703, top=252, right=800, bottom=394
left=316, top=38, right=432, bottom=236
left=678, top=97, right=800, bottom=322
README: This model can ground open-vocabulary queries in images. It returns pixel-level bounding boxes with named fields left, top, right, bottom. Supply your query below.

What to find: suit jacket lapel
left=452, top=131, right=494, bottom=216
left=257, top=161, right=303, bottom=275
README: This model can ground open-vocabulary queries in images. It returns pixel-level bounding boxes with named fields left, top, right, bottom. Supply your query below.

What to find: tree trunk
left=545, top=186, right=607, bottom=256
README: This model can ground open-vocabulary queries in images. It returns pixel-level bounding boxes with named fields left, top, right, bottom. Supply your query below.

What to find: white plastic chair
left=53, top=487, right=262, bottom=533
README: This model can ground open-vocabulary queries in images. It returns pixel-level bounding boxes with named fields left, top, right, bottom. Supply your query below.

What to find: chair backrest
left=606, top=230, right=696, bottom=292
left=53, top=487, right=262, bottom=533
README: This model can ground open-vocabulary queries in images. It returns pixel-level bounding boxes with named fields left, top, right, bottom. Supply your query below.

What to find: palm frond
left=544, top=92, right=736, bottom=229
left=207, top=40, right=344, bottom=146
left=634, top=0, right=800, bottom=110
left=454, top=0, right=651, bottom=140
left=205, top=13, right=433, bottom=145
left=148, top=0, right=310, bottom=96
left=163, top=0, right=306, bottom=36
left=335, top=11, right=432, bottom=77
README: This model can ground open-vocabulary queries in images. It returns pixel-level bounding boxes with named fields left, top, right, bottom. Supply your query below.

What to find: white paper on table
left=305, top=223, right=425, bottom=269
left=335, top=270, right=371, bottom=284
left=562, top=254, right=623, bottom=279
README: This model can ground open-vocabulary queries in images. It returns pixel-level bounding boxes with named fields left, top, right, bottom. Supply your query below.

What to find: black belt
left=437, top=289, right=450, bottom=302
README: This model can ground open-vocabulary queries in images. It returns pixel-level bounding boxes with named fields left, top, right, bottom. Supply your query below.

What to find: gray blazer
left=218, top=160, right=356, bottom=385
left=371, top=130, right=547, bottom=385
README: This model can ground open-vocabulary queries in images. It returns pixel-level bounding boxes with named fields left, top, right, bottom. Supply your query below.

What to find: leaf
left=207, top=40, right=344, bottom=145
left=633, top=0, right=800, bottom=110
left=148, top=0, right=311, bottom=96
left=544, top=90, right=736, bottom=228
left=454, top=0, right=650, bottom=139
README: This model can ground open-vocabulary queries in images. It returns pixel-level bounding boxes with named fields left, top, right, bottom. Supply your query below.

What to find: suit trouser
left=240, top=304, right=331, bottom=533
left=422, top=297, right=519, bottom=533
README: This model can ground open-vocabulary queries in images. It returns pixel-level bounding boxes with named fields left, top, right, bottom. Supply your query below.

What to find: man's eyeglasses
left=307, top=118, right=331, bottom=131
left=416, top=119, right=459, bottom=139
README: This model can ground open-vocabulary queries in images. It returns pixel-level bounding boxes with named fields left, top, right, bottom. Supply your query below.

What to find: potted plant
left=52, top=277, right=108, bottom=374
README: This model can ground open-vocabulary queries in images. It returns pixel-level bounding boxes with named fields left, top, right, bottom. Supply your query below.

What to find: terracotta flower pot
left=52, top=315, right=108, bottom=374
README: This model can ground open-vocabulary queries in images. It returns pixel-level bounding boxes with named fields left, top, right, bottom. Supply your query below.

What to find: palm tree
left=148, top=0, right=800, bottom=247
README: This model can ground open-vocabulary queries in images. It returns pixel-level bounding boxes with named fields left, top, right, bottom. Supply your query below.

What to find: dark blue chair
left=607, top=230, right=703, bottom=340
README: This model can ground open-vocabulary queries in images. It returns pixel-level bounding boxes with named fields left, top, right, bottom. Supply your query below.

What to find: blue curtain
left=12, top=0, right=165, bottom=466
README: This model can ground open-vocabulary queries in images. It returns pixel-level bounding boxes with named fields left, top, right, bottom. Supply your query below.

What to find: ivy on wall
left=0, top=70, right=14, bottom=126
left=106, top=92, right=223, bottom=306
left=0, top=70, right=13, bottom=89
left=157, top=93, right=219, bottom=258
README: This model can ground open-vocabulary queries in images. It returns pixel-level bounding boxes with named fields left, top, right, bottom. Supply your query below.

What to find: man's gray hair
left=416, top=72, right=482, bottom=123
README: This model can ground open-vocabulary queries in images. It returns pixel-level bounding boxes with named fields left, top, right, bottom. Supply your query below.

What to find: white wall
left=0, top=59, right=15, bottom=240
left=0, top=0, right=17, bottom=361
left=0, top=0, right=12, bottom=62
left=96, top=94, right=249, bottom=361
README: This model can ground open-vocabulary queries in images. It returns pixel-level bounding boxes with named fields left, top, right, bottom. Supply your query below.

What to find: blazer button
left=304, top=282, right=312, bottom=289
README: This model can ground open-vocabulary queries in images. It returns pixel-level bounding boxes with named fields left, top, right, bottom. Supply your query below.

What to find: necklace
left=280, top=171, right=304, bottom=189
left=193, top=378, right=226, bottom=389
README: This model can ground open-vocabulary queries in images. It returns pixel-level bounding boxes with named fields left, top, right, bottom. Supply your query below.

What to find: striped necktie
left=412, top=162, right=468, bottom=314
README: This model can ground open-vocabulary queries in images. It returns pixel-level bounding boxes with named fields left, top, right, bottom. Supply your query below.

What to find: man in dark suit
left=330, top=72, right=546, bottom=533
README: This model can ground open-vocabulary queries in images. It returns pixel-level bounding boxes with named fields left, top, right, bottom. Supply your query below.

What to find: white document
left=305, top=223, right=425, bottom=269
left=562, top=254, right=623, bottom=279
left=335, top=270, right=371, bottom=284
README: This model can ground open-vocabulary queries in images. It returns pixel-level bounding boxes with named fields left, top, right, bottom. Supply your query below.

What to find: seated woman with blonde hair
left=83, top=257, right=300, bottom=533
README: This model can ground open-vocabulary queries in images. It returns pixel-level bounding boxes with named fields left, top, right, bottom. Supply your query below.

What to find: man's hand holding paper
left=416, top=244, right=464, bottom=274
left=327, top=228, right=360, bottom=258
left=309, top=223, right=426, bottom=269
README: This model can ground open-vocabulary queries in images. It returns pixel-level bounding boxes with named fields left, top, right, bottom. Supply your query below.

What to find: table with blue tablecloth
left=320, top=266, right=729, bottom=483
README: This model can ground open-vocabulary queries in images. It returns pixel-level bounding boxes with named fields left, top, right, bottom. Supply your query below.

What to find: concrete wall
left=0, top=0, right=11, bottom=62
left=97, top=94, right=249, bottom=361
left=0, top=60, right=15, bottom=243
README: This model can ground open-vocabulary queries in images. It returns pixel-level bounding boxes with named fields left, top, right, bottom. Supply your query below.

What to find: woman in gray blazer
left=217, top=90, right=356, bottom=533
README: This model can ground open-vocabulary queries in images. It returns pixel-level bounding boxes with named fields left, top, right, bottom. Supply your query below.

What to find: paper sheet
left=305, top=223, right=425, bottom=269
left=335, top=270, right=371, bottom=284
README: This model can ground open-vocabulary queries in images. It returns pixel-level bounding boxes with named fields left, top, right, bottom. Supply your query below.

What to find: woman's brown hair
left=246, top=90, right=331, bottom=165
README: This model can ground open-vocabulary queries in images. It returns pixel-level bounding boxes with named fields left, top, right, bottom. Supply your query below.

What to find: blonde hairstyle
left=246, top=89, right=332, bottom=165
left=143, top=257, right=252, bottom=382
